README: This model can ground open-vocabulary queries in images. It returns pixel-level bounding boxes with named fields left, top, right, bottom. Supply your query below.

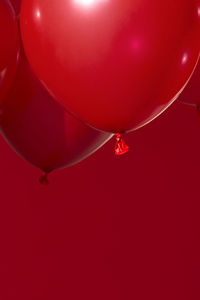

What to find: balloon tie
left=39, top=172, right=49, bottom=185
left=115, top=134, right=129, bottom=156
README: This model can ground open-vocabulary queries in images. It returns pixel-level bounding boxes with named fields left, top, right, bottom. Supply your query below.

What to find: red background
left=0, top=100, right=199, bottom=299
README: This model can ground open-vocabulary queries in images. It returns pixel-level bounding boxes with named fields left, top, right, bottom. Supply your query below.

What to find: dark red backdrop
left=0, top=100, right=199, bottom=299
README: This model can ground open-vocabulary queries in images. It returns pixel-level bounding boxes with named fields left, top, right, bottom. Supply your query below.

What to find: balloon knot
left=115, top=134, right=129, bottom=156
left=39, top=173, right=49, bottom=186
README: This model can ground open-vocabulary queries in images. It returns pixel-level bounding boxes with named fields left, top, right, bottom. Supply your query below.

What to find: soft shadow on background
left=0, top=100, right=199, bottom=300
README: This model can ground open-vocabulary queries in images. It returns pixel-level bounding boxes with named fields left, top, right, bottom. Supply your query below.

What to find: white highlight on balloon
left=198, top=6, right=200, bottom=17
left=182, top=53, right=188, bottom=65
left=74, top=0, right=108, bottom=7
left=36, top=10, right=41, bottom=18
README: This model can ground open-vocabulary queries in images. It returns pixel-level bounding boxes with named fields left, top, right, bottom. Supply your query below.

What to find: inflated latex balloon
left=0, top=0, right=19, bottom=104
left=21, top=0, right=200, bottom=141
left=0, top=48, right=112, bottom=183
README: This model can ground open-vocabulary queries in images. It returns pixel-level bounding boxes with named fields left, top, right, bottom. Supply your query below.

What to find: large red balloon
left=0, top=48, right=112, bottom=178
left=0, top=0, right=19, bottom=104
left=20, top=0, right=200, bottom=134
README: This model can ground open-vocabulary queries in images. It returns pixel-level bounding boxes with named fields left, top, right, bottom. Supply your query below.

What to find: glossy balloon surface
left=0, top=49, right=112, bottom=173
left=21, top=0, right=200, bottom=133
left=0, top=0, right=19, bottom=104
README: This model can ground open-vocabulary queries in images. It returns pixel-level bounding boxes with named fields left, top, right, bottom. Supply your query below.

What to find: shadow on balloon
left=0, top=48, right=112, bottom=184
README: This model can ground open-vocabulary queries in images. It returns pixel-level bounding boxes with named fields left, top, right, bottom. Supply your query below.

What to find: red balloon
left=0, top=48, right=112, bottom=178
left=20, top=0, right=200, bottom=134
left=0, top=0, right=19, bottom=104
